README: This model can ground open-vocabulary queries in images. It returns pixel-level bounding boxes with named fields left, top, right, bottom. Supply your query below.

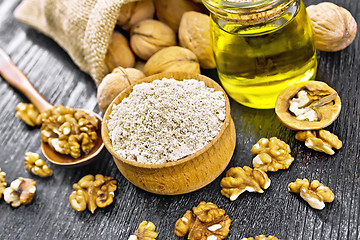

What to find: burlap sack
left=14, top=0, right=138, bottom=86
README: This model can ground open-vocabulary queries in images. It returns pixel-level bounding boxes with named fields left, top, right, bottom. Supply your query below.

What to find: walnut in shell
left=307, top=2, right=357, bottom=52
left=3, top=177, right=36, bottom=207
left=155, top=0, right=205, bottom=32
left=117, top=0, right=155, bottom=31
left=130, top=19, right=176, bottom=60
left=105, top=32, right=135, bottom=72
left=179, top=11, right=216, bottom=69
left=97, top=67, right=145, bottom=113
left=143, top=46, right=200, bottom=76
left=275, top=81, right=341, bottom=130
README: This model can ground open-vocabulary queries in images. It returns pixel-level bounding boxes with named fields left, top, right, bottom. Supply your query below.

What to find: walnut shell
left=275, top=81, right=341, bottom=130
left=130, top=19, right=176, bottom=61
left=105, top=32, right=135, bottom=72
left=97, top=67, right=145, bottom=113
left=117, top=0, right=155, bottom=31
left=143, top=46, right=200, bottom=76
left=155, top=0, right=205, bottom=32
left=307, top=2, right=357, bottom=52
left=179, top=11, right=215, bottom=69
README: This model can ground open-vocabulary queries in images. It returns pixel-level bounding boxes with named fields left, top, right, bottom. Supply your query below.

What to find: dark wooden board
left=0, top=0, right=359, bottom=239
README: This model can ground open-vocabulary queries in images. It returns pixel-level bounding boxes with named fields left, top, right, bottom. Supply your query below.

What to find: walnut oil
left=203, top=0, right=317, bottom=109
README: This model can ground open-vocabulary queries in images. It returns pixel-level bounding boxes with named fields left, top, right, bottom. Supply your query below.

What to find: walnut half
left=24, top=152, right=53, bottom=177
left=242, top=235, right=281, bottom=240
left=251, top=137, right=294, bottom=172
left=288, top=179, right=334, bottom=210
left=295, top=130, right=342, bottom=155
left=174, top=201, right=231, bottom=240
left=3, top=177, right=36, bottom=207
left=69, top=174, right=117, bottom=213
left=15, top=103, right=41, bottom=127
left=0, top=168, right=6, bottom=199
left=220, top=166, right=271, bottom=201
left=128, top=221, right=158, bottom=240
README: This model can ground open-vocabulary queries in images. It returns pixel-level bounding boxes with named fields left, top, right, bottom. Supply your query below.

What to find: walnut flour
left=107, top=78, right=226, bottom=164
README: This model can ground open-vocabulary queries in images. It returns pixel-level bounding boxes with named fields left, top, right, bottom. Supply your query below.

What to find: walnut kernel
left=220, top=166, right=271, bottom=201
left=179, top=11, right=216, bottom=69
left=288, top=179, right=334, bottom=210
left=24, top=152, right=53, bottom=178
left=130, top=19, right=176, bottom=60
left=3, top=177, right=36, bottom=207
left=0, top=168, right=6, bottom=199
left=174, top=201, right=231, bottom=240
left=307, top=2, right=357, bottom=52
left=69, top=174, right=117, bottom=213
left=129, top=221, right=158, bottom=240
left=15, top=103, right=41, bottom=127
left=143, top=46, right=200, bottom=76
left=251, top=137, right=294, bottom=172
left=97, top=67, right=145, bottom=113
left=117, top=0, right=155, bottom=31
left=295, top=130, right=342, bottom=155
left=242, top=235, right=281, bottom=240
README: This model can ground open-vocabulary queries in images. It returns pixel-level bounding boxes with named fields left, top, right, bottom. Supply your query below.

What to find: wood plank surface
left=0, top=0, right=359, bottom=239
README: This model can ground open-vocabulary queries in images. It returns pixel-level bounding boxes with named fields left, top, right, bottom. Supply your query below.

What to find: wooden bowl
left=102, top=72, right=236, bottom=195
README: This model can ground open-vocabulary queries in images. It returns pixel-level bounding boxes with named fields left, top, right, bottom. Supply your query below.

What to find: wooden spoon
left=0, top=48, right=104, bottom=167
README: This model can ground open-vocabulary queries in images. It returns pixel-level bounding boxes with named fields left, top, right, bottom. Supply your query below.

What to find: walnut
left=242, top=235, right=281, bottom=240
left=155, top=0, right=205, bottom=32
left=129, top=221, right=158, bottom=240
left=143, top=46, right=200, bottom=76
left=24, top=152, right=53, bottom=178
left=117, top=0, right=155, bottom=31
left=288, top=179, right=334, bottom=210
left=40, top=105, right=99, bottom=158
left=307, top=2, right=357, bottom=52
left=295, top=130, right=342, bottom=155
left=3, top=177, right=36, bottom=207
left=15, top=103, right=41, bottom=127
left=275, top=81, right=341, bottom=130
left=179, top=11, right=216, bottom=69
left=251, top=137, right=294, bottom=172
left=69, top=174, right=117, bottom=213
left=97, top=67, right=145, bottom=113
left=130, top=19, right=177, bottom=61
left=174, top=201, right=231, bottom=240
left=105, top=32, right=135, bottom=72
left=220, top=166, right=271, bottom=201
left=0, top=168, right=6, bottom=199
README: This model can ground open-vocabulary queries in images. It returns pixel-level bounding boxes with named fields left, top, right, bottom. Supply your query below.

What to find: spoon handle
left=0, top=48, right=53, bottom=112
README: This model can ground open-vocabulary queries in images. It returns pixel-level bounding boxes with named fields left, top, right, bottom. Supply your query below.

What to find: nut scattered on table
left=251, top=137, right=294, bottom=172
left=242, top=235, right=281, bottom=240
left=97, top=67, right=145, bottom=113
left=307, top=2, right=357, bottom=52
left=105, top=32, right=135, bottom=72
left=155, top=0, right=205, bottom=32
left=128, top=221, right=158, bottom=240
left=275, top=81, right=341, bottom=130
left=179, top=11, right=216, bottom=69
left=288, top=179, right=334, bottom=210
left=295, top=130, right=342, bottom=155
left=69, top=174, right=117, bottom=213
left=3, top=177, right=36, bottom=207
left=143, top=46, right=200, bottom=76
left=0, top=168, right=7, bottom=199
left=15, top=103, right=41, bottom=127
left=220, top=166, right=271, bottom=201
left=174, top=201, right=231, bottom=240
left=117, top=0, right=155, bottom=31
left=24, top=152, right=53, bottom=178
left=130, top=19, right=176, bottom=61
left=39, top=105, right=99, bottom=158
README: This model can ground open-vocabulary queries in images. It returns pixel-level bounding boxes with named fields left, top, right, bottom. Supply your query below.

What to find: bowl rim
left=101, top=72, right=231, bottom=169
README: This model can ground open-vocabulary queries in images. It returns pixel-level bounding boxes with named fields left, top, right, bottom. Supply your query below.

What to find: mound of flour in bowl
left=107, top=78, right=226, bottom=164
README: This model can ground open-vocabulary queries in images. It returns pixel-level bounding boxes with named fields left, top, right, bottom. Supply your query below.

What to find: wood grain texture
left=0, top=0, right=359, bottom=239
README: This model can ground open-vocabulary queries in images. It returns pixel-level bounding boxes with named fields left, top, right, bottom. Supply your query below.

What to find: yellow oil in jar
left=209, top=0, right=317, bottom=109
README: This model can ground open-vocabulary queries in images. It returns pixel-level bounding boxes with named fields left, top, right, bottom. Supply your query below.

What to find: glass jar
left=203, top=0, right=317, bottom=109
